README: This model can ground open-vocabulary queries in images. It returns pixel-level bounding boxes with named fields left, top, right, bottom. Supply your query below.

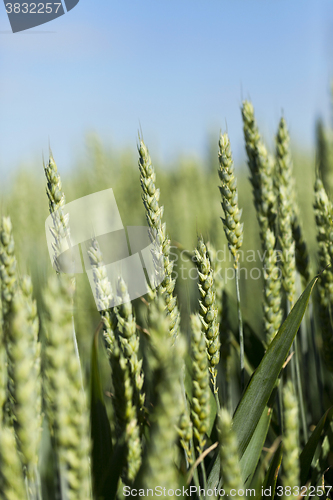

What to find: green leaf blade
left=233, top=276, right=318, bottom=456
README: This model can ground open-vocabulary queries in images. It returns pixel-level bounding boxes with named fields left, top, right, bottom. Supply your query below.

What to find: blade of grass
left=207, top=275, right=318, bottom=489
left=300, top=406, right=333, bottom=485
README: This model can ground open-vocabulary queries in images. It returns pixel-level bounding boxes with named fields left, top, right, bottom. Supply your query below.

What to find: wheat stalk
left=138, top=140, right=180, bottom=340
left=218, top=132, right=245, bottom=388
left=242, top=101, right=282, bottom=345
left=276, top=117, right=296, bottom=306
left=44, top=154, right=71, bottom=275
left=190, top=313, right=210, bottom=457
left=218, top=132, right=244, bottom=265
left=194, top=235, right=220, bottom=394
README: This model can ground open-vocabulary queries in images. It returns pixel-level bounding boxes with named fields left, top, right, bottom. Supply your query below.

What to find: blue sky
left=1, top=0, right=333, bottom=175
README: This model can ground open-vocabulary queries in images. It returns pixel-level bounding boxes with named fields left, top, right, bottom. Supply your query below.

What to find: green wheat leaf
left=299, top=406, right=333, bottom=485
left=207, top=275, right=318, bottom=489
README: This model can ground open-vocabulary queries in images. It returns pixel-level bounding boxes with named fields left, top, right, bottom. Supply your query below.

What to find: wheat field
left=0, top=95, right=332, bottom=500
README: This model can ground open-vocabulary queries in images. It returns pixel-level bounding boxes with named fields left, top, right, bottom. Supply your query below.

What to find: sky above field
left=1, top=0, right=333, bottom=175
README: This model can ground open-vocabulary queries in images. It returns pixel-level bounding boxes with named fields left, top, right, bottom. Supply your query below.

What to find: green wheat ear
left=316, top=118, right=333, bottom=197
left=138, top=139, right=180, bottom=340
left=109, top=334, right=142, bottom=485
left=206, top=242, right=224, bottom=325
left=140, top=293, right=185, bottom=491
left=176, top=398, right=194, bottom=466
left=115, top=276, right=145, bottom=427
left=194, top=235, right=220, bottom=392
left=44, top=154, right=72, bottom=275
left=0, top=216, right=19, bottom=428
left=217, top=408, right=244, bottom=499
left=0, top=426, right=27, bottom=500
left=313, top=177, right=333, bottom=371
left=218, top=132, right=244, bottom=267
left=242, top=100, right=282, bottom=345
left=282, top=382, right=300, bottom=491
left=87, top=238, right=117, bottom=352
left=218, top=131, right=245, bottom=388
left=0, top=216, right=18, bottom=321
left=43, top=274, right=92, bottom=500
left=276, top=117, right=296, bottom=306
left=7, top=280, right=42, bottom=496
left=190, top=313, right=210, bottom=456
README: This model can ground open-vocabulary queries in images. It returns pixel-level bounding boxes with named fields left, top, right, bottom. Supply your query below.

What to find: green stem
left=288, top=299, right=308, bottom=444
left=235, top=262, right=244, bottom=392
left=200, top=460, right=207, bottom=496
left=277, top=380, right=284, bottom=435
left=286, top=301, right=296, bottom=389
left=213, top=382, right=221, bottom=415
left=294, top=336, right=308, bottom=443
left=308, top=298, right=325, bottom=416
left=190, top=436, right=203, bottom=500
